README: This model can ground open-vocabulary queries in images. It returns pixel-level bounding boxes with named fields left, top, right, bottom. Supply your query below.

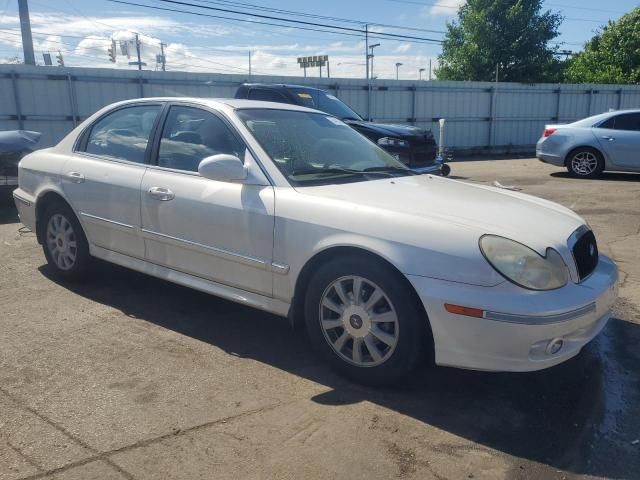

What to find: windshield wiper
left=291, top=166, right=414, bottom=178
left=362, top=166, right=417, bottom=175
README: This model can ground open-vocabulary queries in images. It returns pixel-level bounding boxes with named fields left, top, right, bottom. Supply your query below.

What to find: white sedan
left=13, top=98, right=618, bottom=385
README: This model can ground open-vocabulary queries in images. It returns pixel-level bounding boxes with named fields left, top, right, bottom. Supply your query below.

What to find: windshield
left=288, top=88, right=363, bottom=121
left=237, top=109, right=410, bottom=186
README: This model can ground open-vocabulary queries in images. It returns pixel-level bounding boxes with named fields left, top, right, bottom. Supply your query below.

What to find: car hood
left=296, top=174, right=585, bottom=256
left=344, top=120, right=428, bottom=138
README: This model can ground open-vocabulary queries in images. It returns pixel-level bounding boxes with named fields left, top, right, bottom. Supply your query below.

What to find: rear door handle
left=602, top=136, right=615, bottom=141
left=66, top=171, right=85, bottom=183
left=148, top=186, right=175, bottom=201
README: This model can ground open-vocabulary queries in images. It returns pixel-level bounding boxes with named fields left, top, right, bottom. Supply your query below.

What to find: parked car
left=14, top=98, right=617, bottom=385
left=536, top=109, right=640, bottom=178
left=235, top=83, right=449, bottom=175
left=0, top=130, right=41, bottom=195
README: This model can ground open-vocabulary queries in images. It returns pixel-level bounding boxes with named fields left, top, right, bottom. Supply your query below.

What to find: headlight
left=377, top=137, right=409, bottom=148
left=479, top=235, right=568, bottom=290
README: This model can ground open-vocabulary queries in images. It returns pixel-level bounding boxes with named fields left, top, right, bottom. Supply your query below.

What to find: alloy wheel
left=46, top=213, right=78, bottom=271
left=319, top=275, right=399, bottom=367
left=571, top=151, right=598, bottom=176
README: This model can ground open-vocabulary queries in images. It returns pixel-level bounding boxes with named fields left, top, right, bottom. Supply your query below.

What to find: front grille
left=572, top=230, right=598, bottom=281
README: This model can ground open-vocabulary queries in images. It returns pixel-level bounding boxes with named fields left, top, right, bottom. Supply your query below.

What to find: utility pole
left=248, top=50, right=251, bottom=77
left=18, top=0, right=35, bottom=65
left=429, top=58, right=432, bottom=81
left=327, top=60, right=330, bottom=78
left=135, top=33, right=142, bottom=71
left=368, top=43, right=380, bottom=80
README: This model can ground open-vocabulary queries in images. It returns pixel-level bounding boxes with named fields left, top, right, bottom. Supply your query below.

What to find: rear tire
left=304, top=255, right=429, bottom=386
left=566, top=148, right=604, bottom=178
left=40, top=201, right=90, bottom=281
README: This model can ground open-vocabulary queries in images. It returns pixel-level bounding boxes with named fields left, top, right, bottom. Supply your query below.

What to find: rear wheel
left=41, top=201, right=90, bottom=280
left=567, top=148, right=603, bottom=178
left=304, top=255, right=429, bottom=385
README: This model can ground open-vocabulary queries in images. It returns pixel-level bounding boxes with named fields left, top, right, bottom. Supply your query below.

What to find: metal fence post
left=555, top=86, right=562, bottom=121
left=587, top=88, right=593, bottom=116
left=11, top=71, right=24, bottom=130
left=367, top=84, right=371, bottom=121
left=67, top=74, right=78, bottom=127
left=411, top=85, right=416, bottom=125
left=488, top=86, right=496, bottom=147
left=138, top=76, right=144, bottom=97
left=617, top=89, right=623, bottom=110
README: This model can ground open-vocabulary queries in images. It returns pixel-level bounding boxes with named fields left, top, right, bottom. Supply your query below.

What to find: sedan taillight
left=543, top=128, right=557, bottom=137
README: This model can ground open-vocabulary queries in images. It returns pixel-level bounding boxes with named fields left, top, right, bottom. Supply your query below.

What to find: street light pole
left=395, top=62, right=403, bottom=80
left=368, top=43, right=380, bottom=80
left=419, top=68, right=425, bottom=80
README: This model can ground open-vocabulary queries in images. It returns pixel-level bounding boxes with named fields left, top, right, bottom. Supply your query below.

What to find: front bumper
left=407, top=255, right=618, bottom=372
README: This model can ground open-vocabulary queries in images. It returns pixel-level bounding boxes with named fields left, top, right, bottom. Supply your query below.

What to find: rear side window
left=84, top=105, right=161, bottom=163
left=248, top=88, right=289, bottom=104
left=612, top=113, right=640, bottom=132
left=157, top=106, right=244, bottom=172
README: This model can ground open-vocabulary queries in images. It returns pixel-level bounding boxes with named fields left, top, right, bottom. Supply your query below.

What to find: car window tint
left=157, top=106, right=244, bottom=172
left=599, top=117, right=615, bottom=129
left=85, top=105, right=160, bottom=163
left=248, top=89, right=289, bottom=103
left=612, top=113, right=640, bottom=132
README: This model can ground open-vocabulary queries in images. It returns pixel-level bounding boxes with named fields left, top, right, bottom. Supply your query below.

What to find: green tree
left=565, top=8, right=640, bottom=84
left=436, top=0, right=564, bottom=83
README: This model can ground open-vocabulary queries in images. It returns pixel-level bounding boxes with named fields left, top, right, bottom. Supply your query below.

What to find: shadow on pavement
left=550, top=171, right=640, bottom=182
left=0, top=203, right=19, bottom=225
left=40, top=261, right=640, bottom=479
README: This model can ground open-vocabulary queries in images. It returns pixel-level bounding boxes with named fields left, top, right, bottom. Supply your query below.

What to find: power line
left=152, top=0, right=443, bottom=42
left=189, top=0, right=447, bottom=34
left=379, top=0, right=626, bottom=21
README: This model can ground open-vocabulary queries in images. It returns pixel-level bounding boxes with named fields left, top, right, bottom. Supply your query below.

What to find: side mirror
left=198, top=154, right=247, bottom=182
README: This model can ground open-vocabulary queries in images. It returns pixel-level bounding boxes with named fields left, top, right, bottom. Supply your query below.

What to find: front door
left=62, top=103, right=162, bottom=258
left=140, top=105, right=274, bottom=296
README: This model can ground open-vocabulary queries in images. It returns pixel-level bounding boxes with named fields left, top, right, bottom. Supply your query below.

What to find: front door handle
left=602, top=136, right=615, bottom=141
left=148, top=186, right=175, bottom=201
left=66, top=171, right=85, bottom=183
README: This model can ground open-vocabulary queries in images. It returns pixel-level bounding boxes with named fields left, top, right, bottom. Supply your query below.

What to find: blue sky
left=0, top=0, right=637, bottom=79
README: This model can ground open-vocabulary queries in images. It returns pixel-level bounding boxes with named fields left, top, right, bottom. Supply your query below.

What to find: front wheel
left=304, top=256, right=429, bottom=385
left=567, top=148, right=603, bottom=178
left=440, top=163, right=451, bottom=177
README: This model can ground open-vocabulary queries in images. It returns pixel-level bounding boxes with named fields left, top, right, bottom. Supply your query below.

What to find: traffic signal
left=108, top=40, right=116, bottom=63
left=56, top=51, right=64, bottom=66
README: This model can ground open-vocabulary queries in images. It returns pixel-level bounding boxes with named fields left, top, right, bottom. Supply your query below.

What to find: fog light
left=546, top=338, right=564, bottom=355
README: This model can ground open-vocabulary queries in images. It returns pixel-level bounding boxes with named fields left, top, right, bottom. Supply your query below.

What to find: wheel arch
left=34, top=189, right=79, bottom=244
left=563, top=145, right=605, bottom=167
left=288, top=246, right=433, bottom=347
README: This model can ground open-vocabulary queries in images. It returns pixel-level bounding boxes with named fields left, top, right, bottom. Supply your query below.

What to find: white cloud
left=394, top=43, right=411, bottom=53
left=423, top=0, right=465, bottom=17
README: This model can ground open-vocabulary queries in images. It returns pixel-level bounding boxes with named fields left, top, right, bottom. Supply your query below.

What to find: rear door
left=64, top=103, right=162, bottom=258
left=594, top=113, right=640, bottom=170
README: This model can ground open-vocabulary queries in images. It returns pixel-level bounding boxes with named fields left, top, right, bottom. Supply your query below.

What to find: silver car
left=536, top=109, right=640, bottom=178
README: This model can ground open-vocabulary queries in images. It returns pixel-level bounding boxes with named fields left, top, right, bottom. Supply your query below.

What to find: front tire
left=567, top=148, right=603, bottom=178
left=304, top=255, right=429, bottom=385
left=41, top=201, right=90, bottom=281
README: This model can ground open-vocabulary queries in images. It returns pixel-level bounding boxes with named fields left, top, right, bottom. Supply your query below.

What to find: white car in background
left=536, top=109, right=640, bottom=178
left=13, top=98, right=618, bottom=385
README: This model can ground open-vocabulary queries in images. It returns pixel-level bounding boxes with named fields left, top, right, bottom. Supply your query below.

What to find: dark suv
left=235, top=83, right=441, bottom=173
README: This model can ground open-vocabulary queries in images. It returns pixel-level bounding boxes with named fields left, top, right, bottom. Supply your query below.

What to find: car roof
left=239, top=83, right=322, bottom=92
left=112, top=97, right=323, bottom=114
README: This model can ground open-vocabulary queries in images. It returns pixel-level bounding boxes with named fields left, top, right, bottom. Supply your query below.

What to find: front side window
left=237, top=108, right=409, bottom=186
left=157, top=106, right=244, bottom=172
left=85, top=105, right=160, bottom=163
